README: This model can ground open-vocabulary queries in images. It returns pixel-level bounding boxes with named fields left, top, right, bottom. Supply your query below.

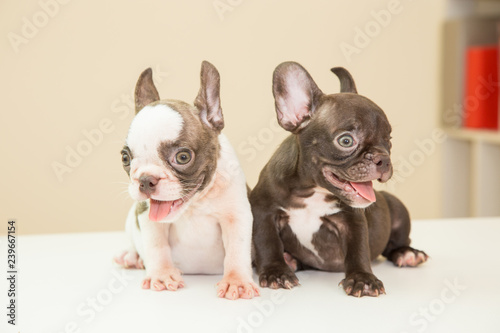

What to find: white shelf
left=441, top=3, right=500, bottom=218
left=442, top=128, right=500, bottom=217
left=444, top=127, right=500, bottom=144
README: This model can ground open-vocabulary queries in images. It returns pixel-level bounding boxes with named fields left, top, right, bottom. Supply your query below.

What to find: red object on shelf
left=463, top=45, right=499, bottom=130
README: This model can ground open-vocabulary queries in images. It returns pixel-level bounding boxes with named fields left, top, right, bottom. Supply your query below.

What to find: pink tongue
left=350, top=181, right=376, bottom=202
left=149, top=199, right=174, bottom=222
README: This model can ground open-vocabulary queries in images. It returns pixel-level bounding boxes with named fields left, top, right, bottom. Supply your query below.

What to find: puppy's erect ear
left=273, top=62, right=323, bottom=132
left=194, top=61, right=224, bottom=132
left=331, top=67, right=357, bottom=94
left=135, top=68, right=160, bottom=113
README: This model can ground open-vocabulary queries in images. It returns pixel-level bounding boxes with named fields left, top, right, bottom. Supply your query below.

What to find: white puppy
left=114, top=61, right=259, bottom=300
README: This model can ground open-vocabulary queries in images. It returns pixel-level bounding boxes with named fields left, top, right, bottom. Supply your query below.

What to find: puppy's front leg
left=340, top=212, right=385, bottom=297
left=140, top=220, right=184, bottom=291
left=216, top=210, right=260, bottom=300
left=253, top=211, right=300, bottom=289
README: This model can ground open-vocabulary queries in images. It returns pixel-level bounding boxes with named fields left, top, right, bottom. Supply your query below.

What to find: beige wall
left=0, top=0, right=445, bottom=234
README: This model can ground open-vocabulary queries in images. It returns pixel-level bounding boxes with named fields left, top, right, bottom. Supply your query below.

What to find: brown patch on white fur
left=156, top=100, right=221, bottom=194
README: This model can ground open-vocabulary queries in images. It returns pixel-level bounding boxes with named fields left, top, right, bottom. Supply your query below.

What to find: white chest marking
left=286, top=188, right=340, bottom=259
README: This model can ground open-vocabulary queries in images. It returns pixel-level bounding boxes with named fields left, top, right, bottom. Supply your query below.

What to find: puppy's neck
left=270, top=135, right=315, bottom=188
left=294, top=135, right=316, bottom=185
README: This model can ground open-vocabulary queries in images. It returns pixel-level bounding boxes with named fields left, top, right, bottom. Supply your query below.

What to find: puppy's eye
left=121, top=152, right=130, bottom=166
left=175, top=150, right=192, bottom=165
left=337, top=134, right=355, bottom=148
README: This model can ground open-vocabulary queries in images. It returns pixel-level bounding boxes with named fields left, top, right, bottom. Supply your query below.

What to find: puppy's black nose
left=139, top=175, right=159, bottom=195
left=373, top=154, right=391, bottom=175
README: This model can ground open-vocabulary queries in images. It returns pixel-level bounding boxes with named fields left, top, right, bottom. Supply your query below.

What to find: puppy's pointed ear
left=194, top=61, right=224, bottom=132
left=135, top=68, right=160, bottom=113
left=273, top=62, right=323, bottom=132
left=331, top=67, right=357, bottom=94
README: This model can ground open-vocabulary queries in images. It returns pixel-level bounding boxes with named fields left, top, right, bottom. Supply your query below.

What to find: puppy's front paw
left=340, top=272, right=385, bottom=297
left=259, top=264, right=300, bottom=289
left=142, top=267, right=184, bottom=291
left=216, top=272, right=260, bottom=300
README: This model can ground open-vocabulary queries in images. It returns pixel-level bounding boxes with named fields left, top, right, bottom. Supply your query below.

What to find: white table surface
left=1, top=217, right=499, bottom=333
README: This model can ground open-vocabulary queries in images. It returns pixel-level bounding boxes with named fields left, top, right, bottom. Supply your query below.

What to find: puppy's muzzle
left=371, top=154, right=392, bottom=183
left=139, top=174, right=159, bottom=196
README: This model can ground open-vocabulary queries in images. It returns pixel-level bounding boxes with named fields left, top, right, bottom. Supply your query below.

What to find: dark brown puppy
left=250, top=62, right=428, bottom=297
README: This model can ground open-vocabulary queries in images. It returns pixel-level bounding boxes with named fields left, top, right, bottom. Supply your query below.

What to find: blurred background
left=1, top=0, right=499, bottom=234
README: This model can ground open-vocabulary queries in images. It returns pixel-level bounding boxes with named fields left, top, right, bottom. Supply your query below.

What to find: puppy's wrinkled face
left=123, top=101, right=220, bottom=222
left=272, top=63, right=393, bottom=208
left=122, top=62, right=224, bottom=222
left=302, top=95, right=393, bottom=208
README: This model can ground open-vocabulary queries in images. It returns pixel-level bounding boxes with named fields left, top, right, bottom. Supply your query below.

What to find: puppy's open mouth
left=322, top=168, right=376, bottom=203
left=148, top=176, right=204, bottom=222
left=149, top=199, right=184, bottom=222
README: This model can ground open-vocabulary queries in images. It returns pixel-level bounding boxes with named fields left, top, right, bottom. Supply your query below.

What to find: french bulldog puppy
left=250, top=62, right=428, bottom=297
left=114, top=61, right=259, bottom=300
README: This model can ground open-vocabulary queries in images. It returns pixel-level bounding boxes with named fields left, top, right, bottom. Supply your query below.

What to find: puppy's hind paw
left=113, top=250, right=144, bottom=269
left=390, top=246, right=429, bottom=268
left=283, top=252, right=299, bottom=272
